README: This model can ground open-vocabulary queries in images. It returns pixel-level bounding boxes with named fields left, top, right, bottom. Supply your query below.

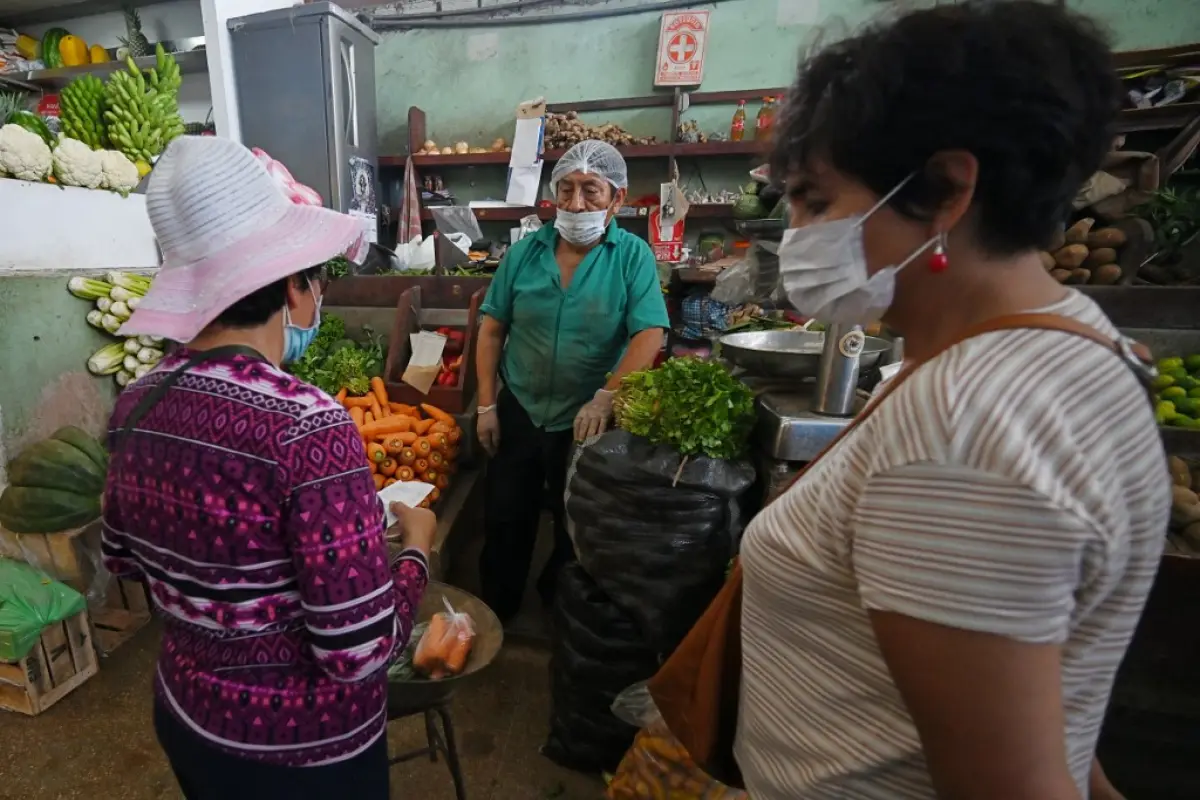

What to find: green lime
left=1156, top=400, right=1178, bottom=425
left=1152, top=374, right=1177, bottom=391
left=1162, top=386, right=1188, bottom=400
left=1159, top=357, right=1185, bottom=373
left=1176, top=398, right=1200, bottom=416
left=1185, top=355, right=1200, bottom=372
left=1188, top=387, right=1200, bottom=398
left=1172, top=368, right=1191, bottom=381
left=1178, top=376, right=1200, bottom=390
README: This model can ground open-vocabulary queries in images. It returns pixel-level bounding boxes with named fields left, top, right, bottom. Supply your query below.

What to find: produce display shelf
left=12, top=48, right=208, bottom=90
left=382, top=141, right=764, bottom=168
left=418, top=203, right=735, bottom=223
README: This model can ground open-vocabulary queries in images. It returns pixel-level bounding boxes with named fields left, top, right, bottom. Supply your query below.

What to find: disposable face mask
left=778, top=175, right=937, bottom=325
left=282, top=280, right=322, bottom=364
left=555, top=209, right=609, bottom=246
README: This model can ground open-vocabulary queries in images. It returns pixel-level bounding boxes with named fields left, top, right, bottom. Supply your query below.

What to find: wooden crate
left=0, top=520, right=103, bottom=595
left=383, top=285, right=485, bottom=414
left=0, top=611, right=98, bottom=716
left=91, top=576, right=152, bottom=656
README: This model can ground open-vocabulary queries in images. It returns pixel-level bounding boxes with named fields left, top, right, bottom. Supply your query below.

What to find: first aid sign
left=655, top=11, right=711, bottom=86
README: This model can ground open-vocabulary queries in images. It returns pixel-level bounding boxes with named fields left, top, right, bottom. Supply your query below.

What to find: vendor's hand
left=477, top=405, right=500, bottom=457
left=391, top=502, right=437, bottom=557
left=574, top=389, right=614, bottom=442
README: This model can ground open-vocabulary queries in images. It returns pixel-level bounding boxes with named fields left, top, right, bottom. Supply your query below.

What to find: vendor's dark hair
left=770, top=0, right=1120, bottom=255
left=215, top=265, right=325, bottom=328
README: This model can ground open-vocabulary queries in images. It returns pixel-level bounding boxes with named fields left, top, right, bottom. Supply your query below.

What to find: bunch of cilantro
left=613, top=357, right=756, bottom=461
left=287, top=312, right=385, bottom=396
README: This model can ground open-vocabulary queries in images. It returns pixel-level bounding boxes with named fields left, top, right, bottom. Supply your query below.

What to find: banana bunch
left=60, top=75, right=108, bottom=150
left=147, top=43, right=182, bottom=98
left=103, top=53, right=184, bottom=164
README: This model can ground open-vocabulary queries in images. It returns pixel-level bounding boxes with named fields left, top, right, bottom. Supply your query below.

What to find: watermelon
left=0, top=427, right=107, bottom=534
left=40, top=28, right=69, bottom=70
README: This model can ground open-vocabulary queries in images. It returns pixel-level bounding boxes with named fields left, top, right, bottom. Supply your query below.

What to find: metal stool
left=388, top=700, right=466, bottom=800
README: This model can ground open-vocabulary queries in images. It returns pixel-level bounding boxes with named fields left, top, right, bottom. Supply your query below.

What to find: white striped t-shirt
left=735, top=290, right=1168, bottom=798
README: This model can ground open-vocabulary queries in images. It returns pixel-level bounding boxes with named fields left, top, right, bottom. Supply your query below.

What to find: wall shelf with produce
left=9, top=44, right=206, bottom=89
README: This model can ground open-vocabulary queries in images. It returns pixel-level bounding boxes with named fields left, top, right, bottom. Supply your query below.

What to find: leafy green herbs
left=287, top=312, right=385, bottom=396
left=613, top=357, right=756, bottom=460
left=324, top=256, right=351, bottom=280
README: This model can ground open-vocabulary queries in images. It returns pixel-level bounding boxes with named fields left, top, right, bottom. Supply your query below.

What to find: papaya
left=7, top=439, right=105, bottom=495
left=0, top=486, right=102, bottom=534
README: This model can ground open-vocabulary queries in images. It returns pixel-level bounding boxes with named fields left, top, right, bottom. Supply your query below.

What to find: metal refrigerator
left=228, top=2, right=380, bottom=240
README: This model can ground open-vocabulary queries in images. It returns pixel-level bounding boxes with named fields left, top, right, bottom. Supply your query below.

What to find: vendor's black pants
left=154, top=701, right=388, bottom=799
left=481, top=388, right=576, bottom=624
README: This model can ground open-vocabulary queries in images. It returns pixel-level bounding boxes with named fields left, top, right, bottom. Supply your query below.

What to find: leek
left=95, top=296, right=112, bottom=312
left=115, top=370, right=134, bottom=388
left=133, top=363, right=151, bottom=379
left=86, top=310, right=105, bottom=329
left=109, top=286, right=133, bottom=303
left=100, top=314, right=123, bottom=334
left=68, top=276, right=113, bottom=300
left=123, top=354, right=140, bottom=373
left=88, top=342, right=127, bottom=375
left=107, top=271, right=152, bottom=295
left=126, top=296, right=140, bottom=310
left=137, top=335, right=159, bottom=347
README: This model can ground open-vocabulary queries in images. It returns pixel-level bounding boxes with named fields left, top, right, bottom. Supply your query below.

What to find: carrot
left=414, top=458, right=429, bottom=474
left=379, top=458, right=398, bottom=478
left=348, top=406, right=366, bottom=429
left=359, top=417, right=416, bottom=439
left=413, top=614, right=450, bottom=675
left=370, top=377, right=389, bottom=412
left=421, top=404, right=456, bottom=427
left=429, top=487, right=441, bottom=503
left=344, top=396, right=374, bottom=408
left=435, top=473, right=450, bottom=491
left=399, top=448, right=417, bottom=466
left=390, top=402, right=420, bottom=417
left=445, top=628, right=473, bottom=675
left=368, top=459, right=379, bottom=474
left=419, top=497, right=432, bottom=509
left=428, top=450, right=445, bottom=469
left=384, top=436, right=405, bottom=457
left=412, top=437, right=433, bottom=458
left=335, top=388, right=348, bottom=405
left=397, top=466, right=415, bottom=482
left=364, top=411, right=375, bottom=425
left=428, top=432, right=450, bottom=453
left=422, top=470, right=439, bottom=484
left=384, top=478, right=398, bottom=487
left=412, top=418, right=436, bottom=436
left=372, top=473, right=386, bottom=491
left=368, top=396, right=384, bottom=420
left=430, top=422, right=452, bottom=435
left=447, top=428, right=461, bottom=445
left=364, top=442, right=386, bottom=464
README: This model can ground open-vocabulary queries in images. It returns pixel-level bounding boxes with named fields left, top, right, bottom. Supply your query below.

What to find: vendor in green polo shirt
left=474, top=140, right=670, bottom=623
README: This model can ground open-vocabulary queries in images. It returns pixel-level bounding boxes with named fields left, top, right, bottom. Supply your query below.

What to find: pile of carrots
left=335, top=377, right=463, bottom=506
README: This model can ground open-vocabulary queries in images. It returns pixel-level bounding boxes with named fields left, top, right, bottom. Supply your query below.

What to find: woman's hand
left=390, top=502, right=437, bottom=557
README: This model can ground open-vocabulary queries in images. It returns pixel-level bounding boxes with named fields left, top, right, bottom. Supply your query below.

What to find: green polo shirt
left=481, top=220, right=669, bottom=432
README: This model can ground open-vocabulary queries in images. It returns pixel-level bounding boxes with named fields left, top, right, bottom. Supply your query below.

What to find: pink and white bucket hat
left=119, top=136, right=367, bottom=343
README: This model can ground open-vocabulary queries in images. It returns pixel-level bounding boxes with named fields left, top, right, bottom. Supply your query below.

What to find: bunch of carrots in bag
left=411, top=599, right=476, bottom=680
left=335, top=377, right=463, bottom=505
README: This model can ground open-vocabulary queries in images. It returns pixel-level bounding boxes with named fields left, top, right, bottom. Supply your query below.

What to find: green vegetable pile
left=287, top=313, right=385, bottom=396
left=1153, top=354, right=1200, bottom=429
left=613, top=357, right=755, bottom=460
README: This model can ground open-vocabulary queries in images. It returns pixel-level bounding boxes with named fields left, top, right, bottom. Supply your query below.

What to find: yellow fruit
left=58, top=35, right=89, bottom=67
left=16, top=34, right=38, bottom=60
left=135, top=160, right=152, bottom=178
left=89, top=44, right=111, bottom=64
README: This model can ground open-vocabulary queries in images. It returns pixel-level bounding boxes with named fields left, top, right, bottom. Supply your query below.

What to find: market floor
left=0, top=620, right=602, bottom=800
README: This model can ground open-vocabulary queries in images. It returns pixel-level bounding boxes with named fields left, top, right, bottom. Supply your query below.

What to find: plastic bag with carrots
left=412, top=598, right=475, bottom=680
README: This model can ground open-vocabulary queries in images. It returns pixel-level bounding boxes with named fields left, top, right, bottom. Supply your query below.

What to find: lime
left=1185, top=354, right=1200, bottom=372
left=1188, top=387, right=1200, bottom=398
left=1152, top=374, right=1177, bottom=391
left=1178, top=376, right=1200, bottom=390
left=1159, top=357, right=1185, bottom=373
left=1172, top=368, right=1191, bottom=381
left=1162, top=386, right=1188, bottom=400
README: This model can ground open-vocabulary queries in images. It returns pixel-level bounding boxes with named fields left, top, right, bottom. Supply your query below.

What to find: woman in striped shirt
left=736, top=3, right=1168, bottom=798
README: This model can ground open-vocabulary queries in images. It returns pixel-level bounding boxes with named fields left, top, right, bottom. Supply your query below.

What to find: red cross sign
left=656, top=11, right=710, bottom=86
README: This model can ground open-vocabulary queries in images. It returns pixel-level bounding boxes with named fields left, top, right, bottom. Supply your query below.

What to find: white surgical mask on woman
left=779, top=175, right=939, bottom=324
left=555, top=209, right=609, bottom=246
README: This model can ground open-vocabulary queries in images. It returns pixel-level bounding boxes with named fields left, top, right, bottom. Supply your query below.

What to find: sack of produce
left=543, top=563, right=658, bottom=773
left=605, top=719, right=748, bottom=800
left=567, top=427, right=755, bottom=655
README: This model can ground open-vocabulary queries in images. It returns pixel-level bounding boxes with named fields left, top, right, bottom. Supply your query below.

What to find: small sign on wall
left=655, top=10, right=711, bottom=87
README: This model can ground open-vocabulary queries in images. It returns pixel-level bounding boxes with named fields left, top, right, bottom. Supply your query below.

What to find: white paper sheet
left=379, top=481, right=436, bottom=527
left=509, top=117, right=544, bottom=167
left=506, top=162, right=544, bottom=206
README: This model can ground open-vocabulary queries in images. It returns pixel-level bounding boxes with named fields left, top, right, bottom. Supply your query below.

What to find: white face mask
left=555, top=209, right=609, bottom=246
left=779, top=175, right=938, bottom=325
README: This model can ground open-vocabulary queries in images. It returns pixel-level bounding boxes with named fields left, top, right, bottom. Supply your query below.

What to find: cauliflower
left=0, top=124, right=53, bottom=181
left=53, top=137, right=104, bottom=189
left=99, top=150, right=140, bottom=196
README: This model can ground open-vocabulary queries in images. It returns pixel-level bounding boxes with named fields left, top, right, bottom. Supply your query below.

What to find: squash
left=0, top=427, right=107, bottom=534
left=58, top=35, right=90, bottom=67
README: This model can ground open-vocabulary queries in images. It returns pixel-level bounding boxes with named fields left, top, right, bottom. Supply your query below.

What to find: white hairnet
left=551, top=140, right=629, bottom=191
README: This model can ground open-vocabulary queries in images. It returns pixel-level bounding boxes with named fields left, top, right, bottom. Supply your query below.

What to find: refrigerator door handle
left=340, top=38, right=359, bottom=148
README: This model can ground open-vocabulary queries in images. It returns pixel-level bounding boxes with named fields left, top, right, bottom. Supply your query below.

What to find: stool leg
left=437, top=705, right=467, bottom=800
left=424, top=710, right=440, bottom=763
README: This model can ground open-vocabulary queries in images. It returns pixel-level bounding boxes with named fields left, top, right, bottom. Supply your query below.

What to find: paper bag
left=402, top=331, right=447, bottom=394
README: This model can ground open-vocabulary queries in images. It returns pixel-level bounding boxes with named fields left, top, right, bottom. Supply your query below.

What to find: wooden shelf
left=381, top=141, right=764, bottom=168
left=11, top=47, right=208, bottom=90
left=418, top=203, right=736, bottom=223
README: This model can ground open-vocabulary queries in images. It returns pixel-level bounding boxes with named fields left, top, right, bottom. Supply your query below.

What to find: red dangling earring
left=929, top=233, right=949, bottom=273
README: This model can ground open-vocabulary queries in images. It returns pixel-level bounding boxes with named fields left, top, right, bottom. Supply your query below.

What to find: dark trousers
left=154, top=701, right=389, bottom=799
left=480, top=388, right=576, bottom=623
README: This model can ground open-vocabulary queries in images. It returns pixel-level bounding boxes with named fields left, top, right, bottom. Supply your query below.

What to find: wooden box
left=91, top=576, right=152, bottom=656
left=383, top=285, right=486, bottom=414
left=0, top=520, right=103, bottom=595
left=0, top=611, right=98, bottom=716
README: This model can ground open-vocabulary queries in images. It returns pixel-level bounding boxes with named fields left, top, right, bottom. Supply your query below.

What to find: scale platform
left=738, top=374, right=862, bottom=462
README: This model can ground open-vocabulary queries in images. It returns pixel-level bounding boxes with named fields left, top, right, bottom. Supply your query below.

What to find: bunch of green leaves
left=288, top=313, right=385, bottom=396
left=324, top=256, right=351, bottom=280
left=613, top=357, right=756, bottom=461
left=1134, top=176, right=1200, bottom=259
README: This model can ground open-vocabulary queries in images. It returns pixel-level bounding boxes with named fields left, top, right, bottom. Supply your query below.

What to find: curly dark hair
left=770, top=0, right=1121, bottom=255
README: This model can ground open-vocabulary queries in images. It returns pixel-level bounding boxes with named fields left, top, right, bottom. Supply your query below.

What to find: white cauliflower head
left=0, top=124, right=53, bottom=182
left=99, top=150, right=140, bottom=195
left=53, top=137, right=105, bottom=189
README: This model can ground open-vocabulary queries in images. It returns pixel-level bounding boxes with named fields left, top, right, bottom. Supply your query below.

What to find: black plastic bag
left=566, top=430, right=755, bottom=654
left=543, top=564, right=658, bottom=773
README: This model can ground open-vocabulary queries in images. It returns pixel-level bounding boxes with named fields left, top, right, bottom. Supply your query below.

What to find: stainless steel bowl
left=719, top=330, right=891, bottom=379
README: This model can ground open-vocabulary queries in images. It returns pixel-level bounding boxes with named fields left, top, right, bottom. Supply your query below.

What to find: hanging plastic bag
left=411, top=597, right=475, bottom=680
left=605, top=683, right=748, bottom=800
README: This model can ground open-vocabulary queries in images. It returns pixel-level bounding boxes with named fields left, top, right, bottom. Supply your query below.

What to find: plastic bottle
left=730, top=100, right=747, bottom=142
left=755, top=97, right=776, bottom=140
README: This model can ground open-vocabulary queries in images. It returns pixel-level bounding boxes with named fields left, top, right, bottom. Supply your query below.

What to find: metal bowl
left=719, top=330, right=891, bottom=379
left=387, top=582, right=504, bottom=713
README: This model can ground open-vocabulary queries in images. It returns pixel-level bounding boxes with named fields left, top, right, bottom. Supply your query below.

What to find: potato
left=1090, top=264, right=1122, bottom=285
left=1048, top=227, right=1067, bottom=252
left=1086, top=227, right=1127, bottom=248
left=1038, top=251, right=1057, bottom=270
left=1169, top=456, right=1192, bottom=488
left=1171, top=485, right=1200, bottom=526
left=1054, top=244, right=1090, bottom=268
left=1067, top=268, right=1091, bottom=285
left=1064, top=218, right=1095, bottom=244
left=1083, top=247, right=1117, bottom=268
left=1050, top=268, right=1072, bottom=284
left=490, top=138, right=506, bottom=151
left=440, top=146, right=453, bottom=155
left=422, top=139, right=436, bottom=151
